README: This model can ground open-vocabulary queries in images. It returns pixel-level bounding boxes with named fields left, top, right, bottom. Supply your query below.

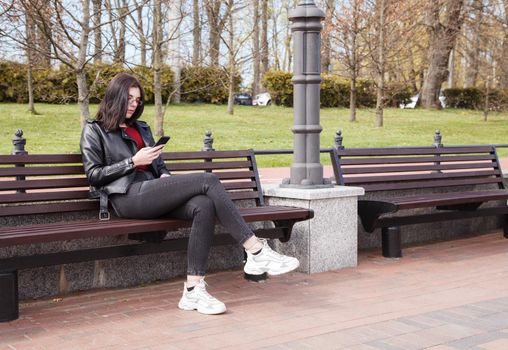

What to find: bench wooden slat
left=228, top=191, right=260, bottom=200
left=0, top=206, right=312, bottom=235
left=0, top=206, right=312, bottom=247
left=160, top=150, right=251, bottom=160
left=166, top=160, right=252, bottom=171
left=0, top=190, right=90, bottom=204
left=0, top=178, right=89, bottom=191
left=222, top=181, right=257, bottom=190
left=0, top=201, right=98, bottom=217
left=214, top=171, right=255, bottom=180
left=342, top=162, right=497, bottom=175
left=0, top=219, right=188, bottom=246
left=0, top=166, right=85, bottom=177
left=336, top=146, right=494, bottom=157
left=0, top=206, right=311, bottom=236
left=389, top=190, right=508, bottom=209
left=0, top=152, right=248, bottom=165
left=361, top=177, right=501, bottom=192
left=0, top=190, right=260, bottom=216
left=344, top=170, right=501, bottom=185
left=339, top=154, right=496, bottom=166
left=0, top=154, right=82, bottom=164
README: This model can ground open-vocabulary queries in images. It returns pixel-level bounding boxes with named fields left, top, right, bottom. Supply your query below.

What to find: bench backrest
left=330, top=145, right=505, bottom=192
left=0, top=150, right=263, bottom=217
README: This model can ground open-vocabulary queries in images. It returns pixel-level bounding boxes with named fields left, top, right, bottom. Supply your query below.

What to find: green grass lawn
left=1, top=103, right=507, bottom=167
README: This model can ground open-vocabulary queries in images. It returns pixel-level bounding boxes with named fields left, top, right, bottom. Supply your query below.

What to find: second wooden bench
left=330, top=145, right=508, bottom=258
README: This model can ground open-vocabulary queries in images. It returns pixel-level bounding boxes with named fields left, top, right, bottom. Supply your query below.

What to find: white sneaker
left=244, top=239, right=300, bottom=276
left=178, top=279, right=226, bottom=315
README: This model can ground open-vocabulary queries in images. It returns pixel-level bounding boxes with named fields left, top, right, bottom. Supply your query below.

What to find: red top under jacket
left=123, top=126, right=149, bottom=172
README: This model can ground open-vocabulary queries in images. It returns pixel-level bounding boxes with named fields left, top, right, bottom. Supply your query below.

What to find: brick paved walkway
left=2, top=231, right=508, bottom=349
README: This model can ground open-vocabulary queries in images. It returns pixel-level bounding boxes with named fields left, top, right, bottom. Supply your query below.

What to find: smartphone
left=153, top=136, right=171, bottom=147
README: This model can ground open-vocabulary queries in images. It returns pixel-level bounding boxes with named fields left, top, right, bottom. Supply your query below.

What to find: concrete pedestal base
left=263, top=184, right=364, bottom=273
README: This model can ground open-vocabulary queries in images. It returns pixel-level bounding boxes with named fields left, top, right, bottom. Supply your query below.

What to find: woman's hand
left=131, top=145, right=164, bottom=166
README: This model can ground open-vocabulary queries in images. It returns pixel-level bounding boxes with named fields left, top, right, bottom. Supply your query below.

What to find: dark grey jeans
left=110, top=171, right=254, bottom=276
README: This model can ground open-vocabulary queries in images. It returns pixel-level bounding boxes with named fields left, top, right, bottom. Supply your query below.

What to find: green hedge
left=262, top=70, right=294, bottom=106
left=180, top=66, right=240, bottom=104
left=443, top=88, right=508, bottom=111
left=0, top=61, right=177, bottom=104
left=443, top=88, right=483, bottom=109
left=263, top=70, right=412, bottom=108
left=0, top=61, right=238, bottom=105
left=0, top=61, right=29, bottom=103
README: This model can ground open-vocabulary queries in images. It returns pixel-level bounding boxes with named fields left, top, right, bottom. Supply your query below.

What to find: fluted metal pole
left=283, top=0, right=330, bottom=188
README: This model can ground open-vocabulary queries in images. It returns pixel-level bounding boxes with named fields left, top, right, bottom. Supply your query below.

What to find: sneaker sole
left=244, top=272, right=268, bottom=282
left=178, top=301, right=226, bottom=315
left=244, top=260, right=300, bottom=276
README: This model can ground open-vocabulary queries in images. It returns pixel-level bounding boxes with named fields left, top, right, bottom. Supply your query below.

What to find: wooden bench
left=0, top=149, right=313, bottom=322
left=330, top=145, right=508, bottom=258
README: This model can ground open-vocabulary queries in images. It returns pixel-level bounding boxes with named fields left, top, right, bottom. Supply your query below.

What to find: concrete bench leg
left=382, top=226, right=402, bottom=258
left=0, top=268, right=19, bottom=322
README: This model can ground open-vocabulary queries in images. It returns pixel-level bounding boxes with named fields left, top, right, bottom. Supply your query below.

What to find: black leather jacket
left=80, top=119, right=170, bottom=195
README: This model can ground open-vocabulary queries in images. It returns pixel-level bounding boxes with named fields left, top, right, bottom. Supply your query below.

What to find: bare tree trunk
left=27, top=63, right=37, bottom=113
left=167, top=0, right=182, bottom=103
left=113, top=0, right=127, bottom=63
left=25, top=8, right=38, bottom=114
left=500, top=1, right=508, bottom=89
left=421, top=0, right=463, bottom=109
left=500, top=39, right=508, bottom=88
left=133, top=0, right=147, bottom=66
left=192, top=0, right=201, bottom=65
left=349, top=73, right=357, bottom=122
left=204, top=0, right=224, bottom=66
left=464, top=0, right=482, bottom=88
left=77, top=0, right=92, bottom=126
left=375, top=0, right=385, bottom=128
left=227, top=0, right=234, bottom=115
left=321, top=0, right=334, bottom=73
left=92, top=0, right=102, bottom=63
left=282, top=0, right=292, bottom=71
left=284, top=36, right=291, bottom=72
left=153, top=0, right=163, bottom=137
left=77, top=69, right=91, bottom=126
left=105, top=0, right=118, bottom=55
left=252, top=0, right=260, bottom=95
left=260, top=0, right=268, bottom=78
left=348, top=0, right=359, bottom=122
left=35, top=0, right=52, bottom=67
left=483, top=79, right=489, bottom=121
left=271, top=2, right=281, bottom=70
left=448, top=48, right=455, bottom=88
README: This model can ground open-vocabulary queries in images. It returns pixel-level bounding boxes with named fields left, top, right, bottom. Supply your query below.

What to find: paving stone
left=396, top=314, right=447, bottom=329
left=364, top=340, right=407, bottom=350
left=478, top=338, right=508, bottom=350
left=447, top=331, right=508, bottom=348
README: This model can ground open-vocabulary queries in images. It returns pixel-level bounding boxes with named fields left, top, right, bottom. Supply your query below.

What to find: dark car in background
left=234, top=93, right=253, bottom=105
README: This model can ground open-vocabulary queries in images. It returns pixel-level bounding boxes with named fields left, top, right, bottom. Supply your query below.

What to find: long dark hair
left=96, top=73, right=145, bottom=130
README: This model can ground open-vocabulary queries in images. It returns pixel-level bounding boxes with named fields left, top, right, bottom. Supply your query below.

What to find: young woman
left=80, top=73, right=299, bottom=315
